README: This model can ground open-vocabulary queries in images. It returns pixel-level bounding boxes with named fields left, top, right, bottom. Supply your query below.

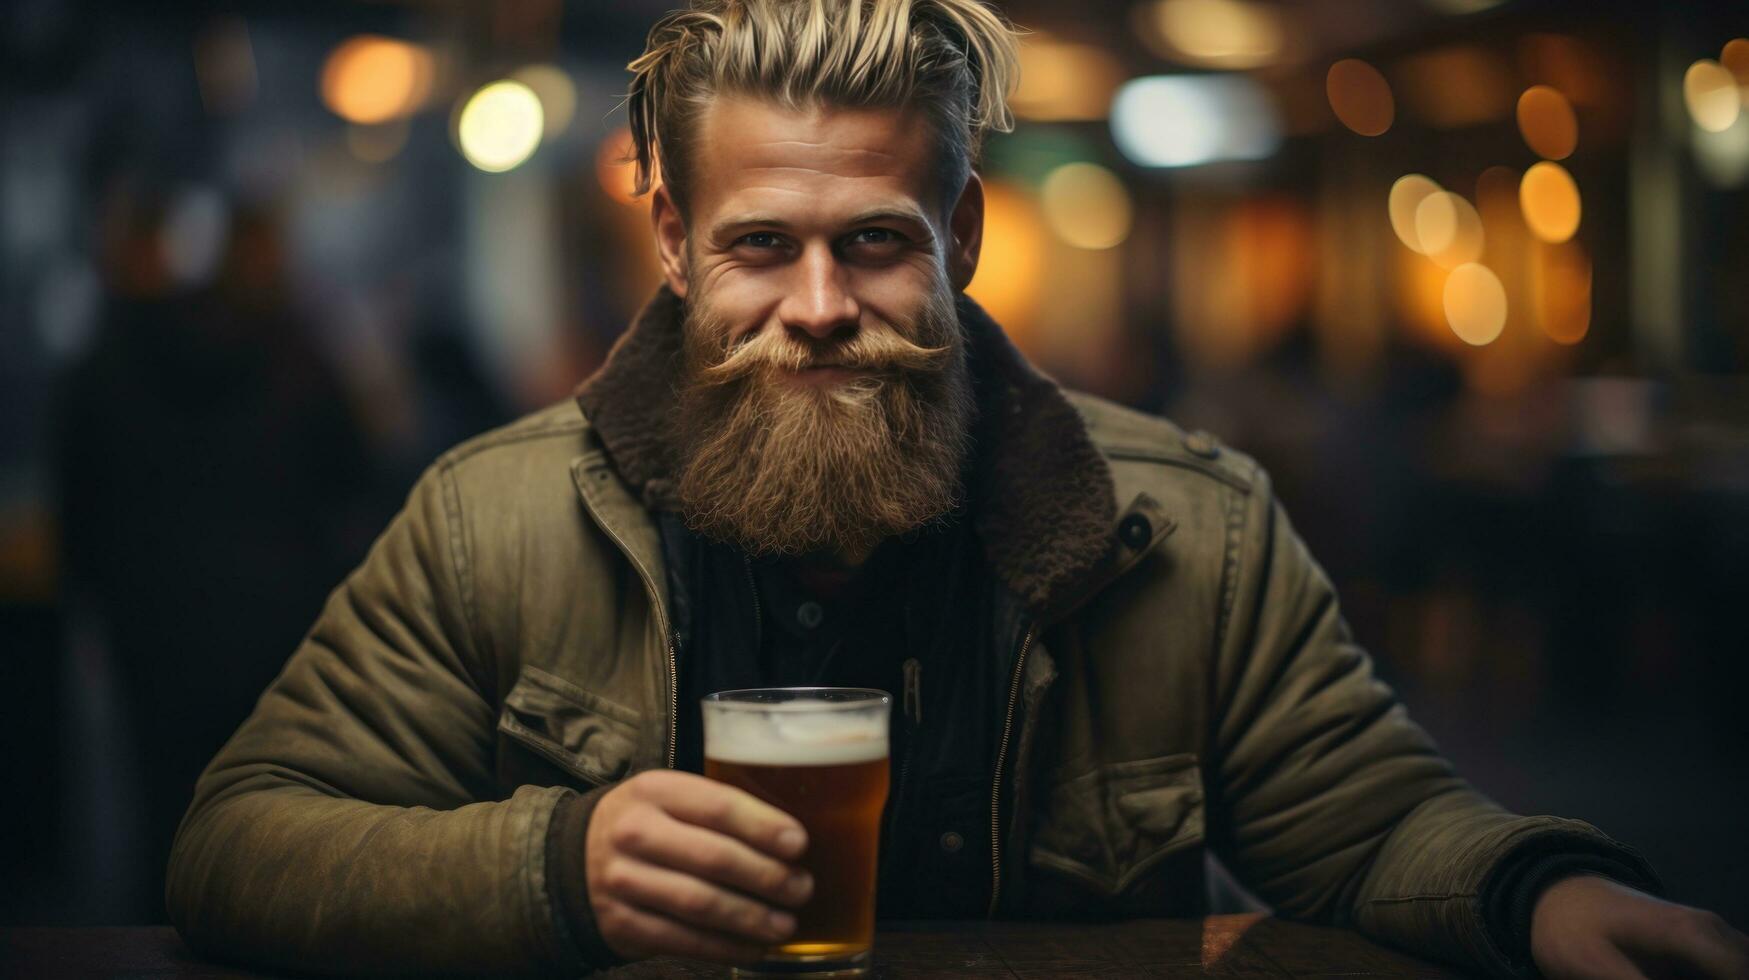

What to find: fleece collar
left=574, top=287, right=1117, bottom=611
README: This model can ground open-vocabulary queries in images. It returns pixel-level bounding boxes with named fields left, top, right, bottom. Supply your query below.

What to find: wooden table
left=0, top=915, right=1474, bottom=977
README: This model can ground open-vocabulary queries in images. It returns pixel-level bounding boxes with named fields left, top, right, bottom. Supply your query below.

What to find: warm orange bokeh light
left=595, top=127, right=644, bottom=205
left=1326, top=59, right=1393, bottom=136
left=1516, top=85, right=1578, bottom=160
left=1388, top=174, right=1440, bottom=253
left=1012, top=35, right=1125, bottom=121
left=1723, top=39, right=1749, bottom=89
left=1519, top=161, right=1581, bottom=243
left=1533, top=240, right=1591, bottom=345
left=966, top=180, right=1046, bottom=346
left=1443, top=263, right=1507, bottom=346
left=320, top=35, right=433, bottom=125
left=1415, top=191, right=1485, bottom=269
left=1684, top=60, right=1741, bottom=133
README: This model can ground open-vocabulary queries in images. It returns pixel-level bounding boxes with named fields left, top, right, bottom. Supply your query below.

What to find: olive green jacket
left=167, top=290, right=1656, bottom=977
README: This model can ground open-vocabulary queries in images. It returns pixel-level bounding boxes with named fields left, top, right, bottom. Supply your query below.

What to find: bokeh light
left=320, top=35, right=433, bottom=125
left=457, top=81, right=545, bottom=173
left=1414, top=191, right=1485, bottom=269
left=595, top=127, right=642, bottom=204
left=1519, top=161, right=1581, bottom=243
left=1722, top=39, right=1749, bottom=91
left=511, top=64, right=577, bottom=138
left=1326, top=59, right=1394, bottom=136
left=1039, top=163, right=1133, bottom=250
left=965, top=180, right=1046, bottom=341
left=1516, top=85, right=1577, bottom=159
left=1140, top=0, right=1285, bottom=70
left=1388, top=174, right=1441, bottom=253
left=1111, top=74, right=1282, bottom=167
left=1532, top=240, right=1591, bottom=345
left=1443, top=263, right=1507, bottom=346
left=1684, top=59, right=1741, bottom=133
left=1012, top=35, right=1125, bottom=121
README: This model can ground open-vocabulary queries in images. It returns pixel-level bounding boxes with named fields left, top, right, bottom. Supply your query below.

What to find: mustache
left=693, top=318, right=955, bottom=389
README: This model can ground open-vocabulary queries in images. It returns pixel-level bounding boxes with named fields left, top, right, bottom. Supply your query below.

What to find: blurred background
left=2, top=0, right=1745, bottom=931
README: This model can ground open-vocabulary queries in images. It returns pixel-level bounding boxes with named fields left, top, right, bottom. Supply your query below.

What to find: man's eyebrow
left=708, top=214, right=791, bottom=242
left=845, top=206, right=932, bottom=229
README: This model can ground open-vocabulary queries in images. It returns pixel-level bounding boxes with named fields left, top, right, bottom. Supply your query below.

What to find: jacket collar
left=574, top=286, right=1118, bottom=612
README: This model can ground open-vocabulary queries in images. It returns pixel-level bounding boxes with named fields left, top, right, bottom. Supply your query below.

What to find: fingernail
left=766, top=910, right=796, bottom=937
left=787, top=872, right=813, bottom=902
left=778, top=827, right=806, bottom=854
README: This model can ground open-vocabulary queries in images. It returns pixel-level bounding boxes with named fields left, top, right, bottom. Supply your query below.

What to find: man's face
left=653, top=96, right=984, bottom=562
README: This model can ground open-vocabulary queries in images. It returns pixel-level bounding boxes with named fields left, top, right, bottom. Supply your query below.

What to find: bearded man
left=166, top=2, right=1748, bottom=977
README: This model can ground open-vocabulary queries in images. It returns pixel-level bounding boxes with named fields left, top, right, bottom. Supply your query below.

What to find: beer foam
left=704, top=708, right=888, bottom=766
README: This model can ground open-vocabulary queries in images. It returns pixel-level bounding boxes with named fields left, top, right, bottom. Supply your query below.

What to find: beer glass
left=702, top=688, right=891, bottom=977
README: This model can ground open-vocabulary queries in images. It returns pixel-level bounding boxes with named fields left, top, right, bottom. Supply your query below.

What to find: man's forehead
left=690, top=95, right=940, bottom=220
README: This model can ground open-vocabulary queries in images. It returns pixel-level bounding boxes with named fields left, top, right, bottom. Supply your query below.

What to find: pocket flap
left=498, top=667, right=641, bottom=786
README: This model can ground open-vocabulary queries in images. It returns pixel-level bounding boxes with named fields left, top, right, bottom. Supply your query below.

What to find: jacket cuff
left=1479, top=832, right=1664, bottom=979
left=546, top=783, right=627, bottom=972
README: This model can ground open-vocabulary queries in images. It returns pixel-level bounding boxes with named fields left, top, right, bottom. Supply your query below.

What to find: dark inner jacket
left=168, top=287, right=1663, bottom=979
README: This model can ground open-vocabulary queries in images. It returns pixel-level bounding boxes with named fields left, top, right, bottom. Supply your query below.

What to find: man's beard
left=673, top=278, right=974, bottom=560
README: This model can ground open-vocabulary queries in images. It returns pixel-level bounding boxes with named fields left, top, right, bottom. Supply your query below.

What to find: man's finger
left=602, top=899, right=769, bottom=966
left=650, top=773, right=808, bottom=859
left=617, top=812, right=813, bottom=908
left=608, top=858, right=796, bottom=945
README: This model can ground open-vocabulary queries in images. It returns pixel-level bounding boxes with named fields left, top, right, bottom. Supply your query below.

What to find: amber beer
left=702, top=688, right=890, bottom=977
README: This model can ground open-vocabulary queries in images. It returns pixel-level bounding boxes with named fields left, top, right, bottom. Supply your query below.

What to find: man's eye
left=738, top=232, right=782, bottom=249
left=850, top=228, right=903, bottom=247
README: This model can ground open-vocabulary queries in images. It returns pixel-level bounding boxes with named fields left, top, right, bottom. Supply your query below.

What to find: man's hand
left=1531, top=874, right=1749, bottom=979
left=585, top=770, right=814, bottom=965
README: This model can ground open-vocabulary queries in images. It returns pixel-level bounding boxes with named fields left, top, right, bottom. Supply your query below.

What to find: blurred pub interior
left=1, top=0, right=1745, bottom=930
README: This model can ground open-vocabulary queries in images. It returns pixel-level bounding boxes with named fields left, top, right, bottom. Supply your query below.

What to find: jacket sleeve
left=165, top=461, right=597, bottom=977
left=1205, top=472, right=1660, bottom=979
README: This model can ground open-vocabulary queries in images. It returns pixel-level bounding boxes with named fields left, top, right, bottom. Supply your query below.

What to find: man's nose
left=778, top=244, right=859, bottom=340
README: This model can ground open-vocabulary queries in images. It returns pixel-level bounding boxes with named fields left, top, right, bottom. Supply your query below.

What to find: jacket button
left=939, top=831, right=963, bottom=853
left=796, top=601, right=824, bottom=629
left=1183, top=431, right=1220, bottom=458
left=1118, top=513, right=1152, bottom=549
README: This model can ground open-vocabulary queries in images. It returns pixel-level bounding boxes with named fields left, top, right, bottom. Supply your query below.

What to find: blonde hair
left=626, top=0, right=1019, bottom=214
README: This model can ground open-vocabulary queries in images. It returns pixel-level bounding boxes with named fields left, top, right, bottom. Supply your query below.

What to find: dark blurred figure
left=53, top=182, right=381, bottom=922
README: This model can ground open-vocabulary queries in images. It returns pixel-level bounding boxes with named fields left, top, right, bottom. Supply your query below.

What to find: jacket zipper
left=665, top=630, right=679, bottom=769
left=987, top=623, right=1036, bottom=918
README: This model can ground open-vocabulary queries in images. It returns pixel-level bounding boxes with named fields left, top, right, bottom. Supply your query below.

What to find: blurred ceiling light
left=1012, top=35, right=1125, bottom=121
left=1421, top=0, right=1508, bottom=13
left=194, top=17, right=257, bottom=115
left=347, top=119, right=411, bottom=164
left=1388, top=174, right=1441, bottom=253
left=1532, top=240, right=1590, bottom=345
left=1519, top=160, right=1580, bottom=242
left=1326, top=59, right=1393, bottom=136
left=1396, top=45, right=1512, bottom=128
left=1516, top=85, right=1577, bottom=159
left=1684, top=59, right=1741, bottom=133
left=1692, top=110, right=1749, bottom=189
left=457, top=80, right=545, bottom=173
left=1414, top=191, right=1484, bottom=268
left=512, top=64, right=577, bottom=138
left=1039, top=162, right=1133, bottom=249
left=321, top=35, right=434, bottom=125
left=1443, top=263, right=1507, bottom=345
left=1139, top=0, right=1285, bottom=70
left=1111, top=74, right=1281, bottom=167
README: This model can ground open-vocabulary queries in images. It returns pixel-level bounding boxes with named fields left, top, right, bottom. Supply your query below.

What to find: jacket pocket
left=1028, top=752, right=1205, bottom=908
left=497, top=666, right=641, bottom=788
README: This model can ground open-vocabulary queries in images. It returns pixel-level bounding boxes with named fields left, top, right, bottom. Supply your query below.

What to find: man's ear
left=650, top=183, right=690, bottom=298
left=946, top=172, right=985, bottom=292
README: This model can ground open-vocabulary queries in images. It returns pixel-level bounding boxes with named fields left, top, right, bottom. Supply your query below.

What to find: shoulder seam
left=440, top=416, right=591, bottom=467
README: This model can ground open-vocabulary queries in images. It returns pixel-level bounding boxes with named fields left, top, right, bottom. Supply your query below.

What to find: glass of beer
left=702, top=688, right=890, bottom=977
